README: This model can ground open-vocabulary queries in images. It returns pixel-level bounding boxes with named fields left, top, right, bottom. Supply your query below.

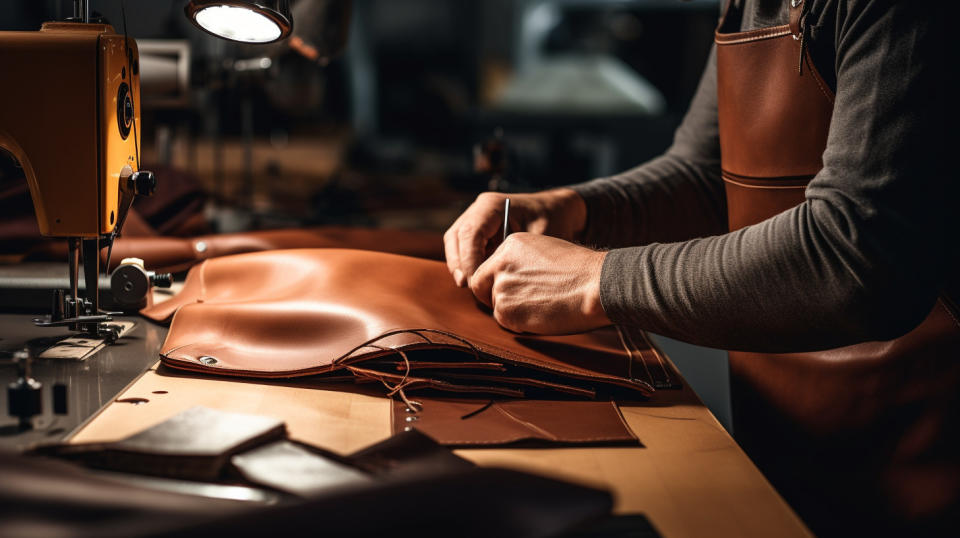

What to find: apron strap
left=789, top=0, right=805, bottom=38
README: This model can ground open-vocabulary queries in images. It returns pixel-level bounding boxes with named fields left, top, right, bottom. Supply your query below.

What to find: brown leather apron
left=715, top=1, right=960, bottom=534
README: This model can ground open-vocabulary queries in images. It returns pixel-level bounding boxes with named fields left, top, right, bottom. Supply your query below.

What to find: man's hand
left=443, top=189, right=586, bottom=287
left=469, top=233, right=610, bottom=335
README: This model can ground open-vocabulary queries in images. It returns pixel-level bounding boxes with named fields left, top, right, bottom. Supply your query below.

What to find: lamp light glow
left=186, top=1, right=293, bottom=44
left=195, top=5, right=281, bottom=43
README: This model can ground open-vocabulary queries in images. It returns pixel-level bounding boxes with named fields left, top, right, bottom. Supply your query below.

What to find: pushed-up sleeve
left=591, top=0, right=951, bottom=352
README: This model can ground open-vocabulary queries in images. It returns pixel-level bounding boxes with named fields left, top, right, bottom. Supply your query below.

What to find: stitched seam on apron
left=722, top=169, right=816, bottom=183
left=715, top=25, right=791, bottom=45
left=723, top=177, right=808, bottom=190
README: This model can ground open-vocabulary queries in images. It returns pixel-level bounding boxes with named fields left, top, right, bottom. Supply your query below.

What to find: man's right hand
left=443, top=188, right=587, bottom=287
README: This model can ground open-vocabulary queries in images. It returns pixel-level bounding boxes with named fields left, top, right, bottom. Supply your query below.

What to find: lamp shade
left=185, top=0, right=293, bottom=44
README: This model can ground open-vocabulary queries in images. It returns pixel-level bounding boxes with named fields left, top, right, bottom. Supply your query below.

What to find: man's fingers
left=458, top=216, right=502, bottom=282
left=469, top=255, right=496, bottom=309
left=444, top=193, right=509, bottom=286
left=458, top=225, right=486, bottom=284
left=442, top=228, right=464, bottom=286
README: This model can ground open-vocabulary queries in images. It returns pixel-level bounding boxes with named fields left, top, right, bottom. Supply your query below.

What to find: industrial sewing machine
left=0, top=1, right=325, bottom=436
left=0, top=8, right=155, bottom=339
left=0, top=0, right=308, bottom=342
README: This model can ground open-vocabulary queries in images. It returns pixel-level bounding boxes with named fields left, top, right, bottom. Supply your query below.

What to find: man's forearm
left=570, top=153, right=726, bottom=249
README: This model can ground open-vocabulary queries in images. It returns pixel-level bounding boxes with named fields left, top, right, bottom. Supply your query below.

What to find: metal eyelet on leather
left=791, top=0, right=802, bottom=7
left=405, top=416, right=419, bottom=422
left=199, top=356, right=218, bottom=365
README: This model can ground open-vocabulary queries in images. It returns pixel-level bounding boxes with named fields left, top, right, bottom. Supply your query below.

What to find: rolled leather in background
left=25, top=227, right=444, bottom=273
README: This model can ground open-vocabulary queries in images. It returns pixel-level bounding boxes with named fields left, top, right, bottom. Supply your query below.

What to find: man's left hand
left=469, top=233, right=610, bottom=335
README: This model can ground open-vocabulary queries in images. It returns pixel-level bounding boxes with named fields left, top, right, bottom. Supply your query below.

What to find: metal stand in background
left=71, top=0, right=90, bottom=23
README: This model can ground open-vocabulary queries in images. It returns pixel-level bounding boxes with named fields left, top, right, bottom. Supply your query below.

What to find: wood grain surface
left=73, top=361, right=811, bottom=538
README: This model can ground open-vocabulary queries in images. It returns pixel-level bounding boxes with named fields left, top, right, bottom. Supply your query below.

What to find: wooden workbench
left=72, top=358, right=810, bottom=538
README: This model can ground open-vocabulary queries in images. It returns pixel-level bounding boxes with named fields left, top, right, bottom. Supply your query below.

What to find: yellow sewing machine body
left=0, top=22, right=140, bottom=238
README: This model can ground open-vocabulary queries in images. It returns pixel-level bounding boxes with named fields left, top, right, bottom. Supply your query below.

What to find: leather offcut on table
left=30, top=406, right=288, bottom=482
left=141, top=249, right=673, bottom=401
left=393, top=398, right=640, bottom=448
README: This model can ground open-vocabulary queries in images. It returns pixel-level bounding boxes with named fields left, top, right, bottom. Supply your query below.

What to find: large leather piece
left=143, top=249, right=658, bottom=400
left=716, top=2, right=960, bottom=534
left=392, top=398, right=640, bottom=447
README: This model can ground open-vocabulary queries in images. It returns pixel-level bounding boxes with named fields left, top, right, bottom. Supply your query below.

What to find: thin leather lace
left=360, top=344, right=422, bottom=413
left=338, top=328, right=485, bottom=413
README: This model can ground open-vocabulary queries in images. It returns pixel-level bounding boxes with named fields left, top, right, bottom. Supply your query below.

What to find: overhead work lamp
left=184, top=0, right=294, bottom=43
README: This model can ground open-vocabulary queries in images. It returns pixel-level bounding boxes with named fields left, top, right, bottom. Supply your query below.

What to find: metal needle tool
left=502, top=198, right=511, bottom=242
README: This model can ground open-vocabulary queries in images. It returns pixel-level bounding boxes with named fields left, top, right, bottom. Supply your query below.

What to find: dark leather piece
left=367, top=358, right=508, bottom=371
left=437, top=372, right=598, bottom=398
left=348, top=428, right=475, bottom=477
left=393, top=398, right=640, bottom=447
left=143, top=249, right=657, bottom=399
left=31, top=406, right=287, bottom=481
left=348, top=365, right=526, bottom=398
left=156, top=467, right=613, bottom=538
left=231, top=440, right=372, bottom=497
left=0, top=450, right=244, bottom=538
left=716, top=3, right=960, bottom=533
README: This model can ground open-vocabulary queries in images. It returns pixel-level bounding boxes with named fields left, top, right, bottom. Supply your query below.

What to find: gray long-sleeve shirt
left=570, top=0, right=955, bottom=353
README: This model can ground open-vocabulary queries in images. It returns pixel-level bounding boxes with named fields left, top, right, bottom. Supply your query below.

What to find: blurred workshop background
left=0, top=0, right=730, bottom=430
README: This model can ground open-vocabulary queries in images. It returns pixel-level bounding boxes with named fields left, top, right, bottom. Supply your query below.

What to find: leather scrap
left=30, top=406, right=286, bottom=481
left=394, top=398, right=641, bottom=447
